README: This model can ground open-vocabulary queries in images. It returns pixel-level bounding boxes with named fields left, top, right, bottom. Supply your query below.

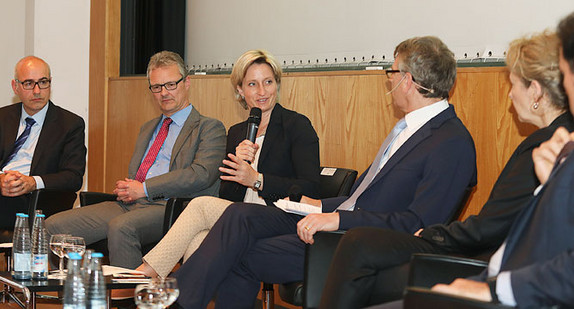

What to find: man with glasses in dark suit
left=0, top=56, right=86, bottom=240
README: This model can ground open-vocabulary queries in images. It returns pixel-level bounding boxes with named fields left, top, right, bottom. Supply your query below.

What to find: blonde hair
left=506, top=31, right=567, bottom=110
left=230, top=50, right=282, bottom=109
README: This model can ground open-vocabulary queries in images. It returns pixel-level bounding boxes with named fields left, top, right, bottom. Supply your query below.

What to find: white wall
left=0, top=0, right=90, bottom=119
left=186, top=0, right=573, bottom=68
left=0, top=0, right=90, bottom=188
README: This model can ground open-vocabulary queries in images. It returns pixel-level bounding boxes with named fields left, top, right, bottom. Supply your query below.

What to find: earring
left=533, top=102, right=539, bottom=110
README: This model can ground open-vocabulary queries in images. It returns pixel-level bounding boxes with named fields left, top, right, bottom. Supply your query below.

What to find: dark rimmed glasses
left=149, top=76, right=184, bottom=93
left=16, top=78, right=51, bottom=90
left=385, top=69, right=401, bottom=79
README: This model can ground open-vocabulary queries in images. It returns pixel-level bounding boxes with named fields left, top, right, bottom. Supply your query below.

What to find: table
left=0, top=271, right=141, bottom=309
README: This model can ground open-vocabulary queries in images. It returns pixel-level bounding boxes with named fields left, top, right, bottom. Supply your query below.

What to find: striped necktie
left=135, top=117, right=173, bottom=182
left=1, top=117, right=36, bottom=169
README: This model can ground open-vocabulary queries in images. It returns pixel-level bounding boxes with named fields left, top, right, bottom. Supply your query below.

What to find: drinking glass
left=157, top=278, right=179, bottom=308
left=49, top=234, right=70, bottom=278
left=134, top=282, right=164, bottom=309
left=63, top=236, right=86, bottom=258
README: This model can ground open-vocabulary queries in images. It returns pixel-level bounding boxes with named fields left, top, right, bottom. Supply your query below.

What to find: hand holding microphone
left=237, top=107, right=261, bottom=164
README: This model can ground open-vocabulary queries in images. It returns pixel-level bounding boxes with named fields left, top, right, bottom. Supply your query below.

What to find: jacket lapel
left=30, top=101, right=55, bottom=172
left=170, top=108, right=199, bottom=168
left=365, top=105, right=455, bottom=192
left=257, top=104, right=283, bottom=167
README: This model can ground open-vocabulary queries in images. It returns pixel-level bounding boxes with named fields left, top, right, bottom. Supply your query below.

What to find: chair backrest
left=319, top=167, right=358, bottom=199
left=444, top=185, right=475, bottom=224
left=28, top=189, right=77, bottom=229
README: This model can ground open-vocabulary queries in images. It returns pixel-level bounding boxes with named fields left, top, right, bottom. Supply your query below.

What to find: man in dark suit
left=420, top=11, right=574, bottom=307
left=45, top=51, right=226, bottom=268
left=0, top=56, right=86, bottom=235
left=319, top=32, right=574, bottom=309
left=172, top=36, right=477, bottom=308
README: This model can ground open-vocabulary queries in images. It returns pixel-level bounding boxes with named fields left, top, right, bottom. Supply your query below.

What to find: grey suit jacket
left=127, top=107, right=226, bottom=201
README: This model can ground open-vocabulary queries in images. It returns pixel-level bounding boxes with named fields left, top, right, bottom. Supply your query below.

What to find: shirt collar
left=163, top=104, right=193, bottom=127
left=404, top=99, right=449, bottom=129
left=21, top=101, right=49, bottom=127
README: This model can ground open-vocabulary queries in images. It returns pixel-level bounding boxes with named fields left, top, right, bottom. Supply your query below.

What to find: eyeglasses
left=149, top=76, right=184, bottom=93
left=385, top=69, right=401, bottom=79
left=384, top=70, right=434, bottom=94
left=16, top=78, right=51, bottom=90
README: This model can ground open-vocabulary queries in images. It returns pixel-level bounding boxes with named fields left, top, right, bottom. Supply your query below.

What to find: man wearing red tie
left=46, top=51, right=226, bottom=268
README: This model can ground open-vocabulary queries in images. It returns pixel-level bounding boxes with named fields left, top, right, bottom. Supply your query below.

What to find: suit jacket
left=322, top=105, right=477, bottom=233
left=219, top=104, right=320, bottom=205
left=421, top=112, right=574, bottom=256
left=127, top=107, right=226, bottom=201
left=0, top=101, right=86, bottom=228
left=0, top=101, right=86, bottom=191
left=492, top=144, right=574, bottom=307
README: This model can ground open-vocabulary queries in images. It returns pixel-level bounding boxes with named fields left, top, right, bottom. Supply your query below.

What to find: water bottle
left=31, top=213, right=49, bottom=280
left=82, top=249, right=94, bottom=281
left=12, top=213, right=31, bottom=280
left=86, top=253, right=107, bottom=309
left=63, top=252, right=86, bottom=309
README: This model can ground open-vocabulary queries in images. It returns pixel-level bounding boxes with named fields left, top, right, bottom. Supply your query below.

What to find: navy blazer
left=0, top=101, right=86, bottom=191
left=421, top=112, right=574, bottom=256
left=322, top=105, right=477, bottom=234
left=219, top=104, right=320, bottom=205
left=492, top=147, right=574, bottom=307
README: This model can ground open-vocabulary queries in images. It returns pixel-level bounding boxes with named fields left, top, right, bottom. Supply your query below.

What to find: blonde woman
left=137, top=50, right=320, bottom=278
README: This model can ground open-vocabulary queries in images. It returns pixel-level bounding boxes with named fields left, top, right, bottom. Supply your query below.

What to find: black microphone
left=288, top=185, right=302, bottom=203
left=246, top=107, right=262, bottom=143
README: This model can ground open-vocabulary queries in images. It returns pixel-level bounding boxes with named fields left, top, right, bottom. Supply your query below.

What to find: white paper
left=0, top=243, right=13, bottom=248
left=320, top=167, right=337, bottom=176
left=102, top=265, right=146, bottom=277
left=275, top=199, right=322, bottom=216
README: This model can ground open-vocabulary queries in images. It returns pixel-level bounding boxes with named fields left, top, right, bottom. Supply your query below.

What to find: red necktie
left=135, top=117, right=173, bottom=182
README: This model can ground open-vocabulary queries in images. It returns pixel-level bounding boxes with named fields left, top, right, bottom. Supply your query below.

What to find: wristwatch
left=253, top=173, right=263, bottom=191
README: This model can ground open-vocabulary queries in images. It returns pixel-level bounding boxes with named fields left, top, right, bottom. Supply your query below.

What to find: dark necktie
left=134, top=117, right=173, bottom=182
left=1, top=117, right=36, bottom=169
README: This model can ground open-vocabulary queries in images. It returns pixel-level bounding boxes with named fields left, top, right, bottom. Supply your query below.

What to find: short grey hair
left=146, top=51, right=187, bottom=79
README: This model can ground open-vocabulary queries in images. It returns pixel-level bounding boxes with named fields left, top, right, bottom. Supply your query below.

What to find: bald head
left=12, top=56, right=52, bottom=115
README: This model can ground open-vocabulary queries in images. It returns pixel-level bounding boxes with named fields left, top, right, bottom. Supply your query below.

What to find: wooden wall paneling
left=88, top=0, right=120, bottom=192
left=103, top=68, right=536, bottom=220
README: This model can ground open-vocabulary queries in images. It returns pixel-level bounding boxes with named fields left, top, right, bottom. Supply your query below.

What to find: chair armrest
left=404, top=287, right=514, bottom=309
left=28, top=189, right=77, bottom=218
left=408, top=253, right=488, bottom=288
left=79, top=191, right=117, bottom=206
left=301, top=230, right=346, bottom=308
left=163, top=198, right=192, bottom=235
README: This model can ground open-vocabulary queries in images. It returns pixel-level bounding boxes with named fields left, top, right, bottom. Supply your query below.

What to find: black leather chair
left=403, top=253, right=513, bottom=308
left=261, top=166, right=358, bottom=309
left=79, top=192, right=191, bottom=257
left=280, top=185, right=475, bottom=309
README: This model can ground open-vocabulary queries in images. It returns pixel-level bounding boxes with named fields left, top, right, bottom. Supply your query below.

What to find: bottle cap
left=91, top=252, right=104, bottom=258
left=68, top=252, right=82, bottom=260
left=36, top=214, right=45, bottom=218
left=16, top=213, right=28, bottom=217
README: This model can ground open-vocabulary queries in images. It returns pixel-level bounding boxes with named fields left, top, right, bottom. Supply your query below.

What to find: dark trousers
left=172, top=203, right=306, bottom=309
left=319, top=227, right=446, bottom=309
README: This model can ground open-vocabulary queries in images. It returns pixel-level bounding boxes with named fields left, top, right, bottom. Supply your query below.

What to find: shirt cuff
left=33, top=176, right=45, bottom=190
left=496, top=271, right=517, bottom=306
left=142, top=182, right=149, bottom=198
